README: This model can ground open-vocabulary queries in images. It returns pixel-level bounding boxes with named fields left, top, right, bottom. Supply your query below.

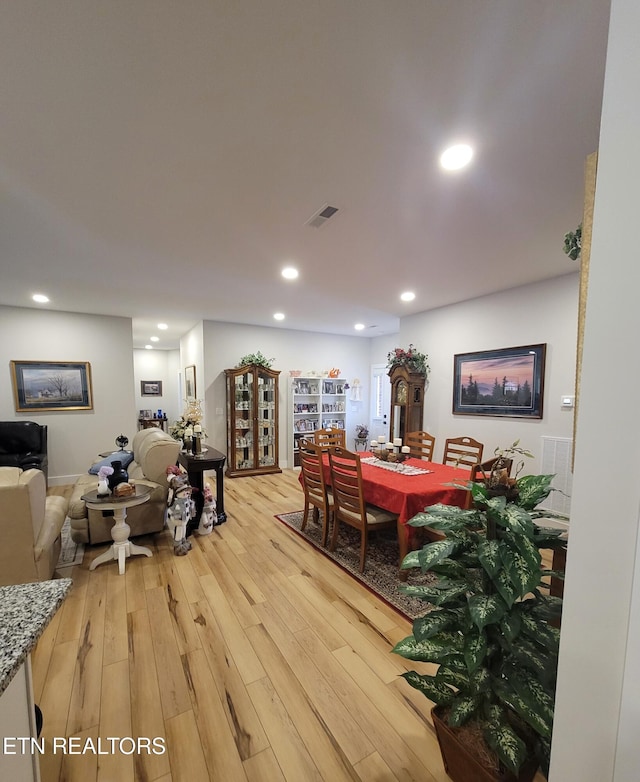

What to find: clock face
left=395, top=381, right=407, bottom=405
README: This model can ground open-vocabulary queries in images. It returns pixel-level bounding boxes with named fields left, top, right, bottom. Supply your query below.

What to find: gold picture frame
left=184, top=365, right=196, bottom=400
left=11, top=360, right=93, bottom=412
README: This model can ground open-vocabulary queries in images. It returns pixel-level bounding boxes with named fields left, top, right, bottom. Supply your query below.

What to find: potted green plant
left=235, top=351, right=275, bottom=369
left=392, top=462, right=566, bottom=781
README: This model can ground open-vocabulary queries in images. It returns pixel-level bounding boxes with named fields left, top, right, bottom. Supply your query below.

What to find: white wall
left=378, top=274, right=580, bottom=474
left=0, top=306, right=136, bottom=483
left=179, top=321, right=205, bottom=416
left=133, top=348, right=181, bottom=424
left=201, top=321, right=372, bottom=466
left=550, top=2, right=640, bottom=779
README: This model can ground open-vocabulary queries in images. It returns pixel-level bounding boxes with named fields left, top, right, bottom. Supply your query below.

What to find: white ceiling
left=0, top=1, right=610, bottom=349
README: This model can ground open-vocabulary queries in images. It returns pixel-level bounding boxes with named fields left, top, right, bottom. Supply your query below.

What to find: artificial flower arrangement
left=386, top=343, right=429, bottom=375
left=355, top=424, right=369, bottom=440
left=169, top=399, right=207, bottom=441
left=235, top=351, right=275, bottom=369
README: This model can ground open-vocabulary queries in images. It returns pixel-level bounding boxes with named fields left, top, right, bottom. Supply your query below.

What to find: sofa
left=0, top=421, right=48, bottom=483
left=0, top=467, right=67, bottom=586
left=68, top=427, right=181, bottom=545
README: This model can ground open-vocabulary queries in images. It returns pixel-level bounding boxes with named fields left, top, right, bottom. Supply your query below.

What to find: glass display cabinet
left=225, top=364, right=281, bottom=477
left=388, top=365, right=426, bottom=442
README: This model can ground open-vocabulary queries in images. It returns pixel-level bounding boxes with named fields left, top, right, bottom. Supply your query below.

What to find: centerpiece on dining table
left=369, top=435, right=411, bottom=463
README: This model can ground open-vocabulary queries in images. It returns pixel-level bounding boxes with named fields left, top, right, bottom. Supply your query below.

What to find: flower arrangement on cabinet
left=386, top=344, right=430, bottom=375
left=235, top=351, right=275, bottom=369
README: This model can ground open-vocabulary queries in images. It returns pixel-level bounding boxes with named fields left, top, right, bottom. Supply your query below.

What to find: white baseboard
left=48, top=474, right=82, bottom=486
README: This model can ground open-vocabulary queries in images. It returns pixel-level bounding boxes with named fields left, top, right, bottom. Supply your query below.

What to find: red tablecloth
left=302, top=452, right=469, bottom=565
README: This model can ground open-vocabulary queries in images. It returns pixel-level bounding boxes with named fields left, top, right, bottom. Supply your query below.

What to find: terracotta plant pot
left=432, top=707, right=538, bottom=782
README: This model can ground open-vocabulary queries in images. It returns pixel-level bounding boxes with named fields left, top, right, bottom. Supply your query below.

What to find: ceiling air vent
left=305, top=204, right=339, bottom=228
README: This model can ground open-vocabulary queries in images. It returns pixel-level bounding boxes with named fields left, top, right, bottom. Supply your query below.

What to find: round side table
left=81, top=485, right=152, bottom=575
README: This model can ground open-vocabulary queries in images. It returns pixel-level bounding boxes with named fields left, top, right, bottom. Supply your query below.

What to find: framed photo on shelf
left=184, top=365, right=196, bottom=399
left=140, top=380, right=163, bottom=397
left=10, top=360, right=93, bottom=412
left=452, top=344, right=546, bottom=418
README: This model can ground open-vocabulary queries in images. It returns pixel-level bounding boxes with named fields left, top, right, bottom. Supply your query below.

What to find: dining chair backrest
left=405, top=430, right=436, bottom=461
left=299, top=438, right=326, bottom=504
left=469, top=456, right=514, bottom=485
left=465, top=456, right=513, bottom=509
left=327, top=446, right=366, bottom=526
left=442, top=436, right=484, bottom=470
left=327, top=445, right=398, bottom=572
left=298, top=438, right=333, bottom=545
left=313, top=427, right=346, bottom=449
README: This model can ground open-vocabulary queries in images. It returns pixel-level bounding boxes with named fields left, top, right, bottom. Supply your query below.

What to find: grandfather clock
left=388, top=365, right=426, bottom=441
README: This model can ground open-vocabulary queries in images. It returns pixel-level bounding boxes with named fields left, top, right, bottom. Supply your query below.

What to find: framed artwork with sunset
left=453, top=344, right=546, bottom=418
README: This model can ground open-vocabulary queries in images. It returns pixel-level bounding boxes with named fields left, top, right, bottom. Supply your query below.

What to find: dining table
left=308, top=451, right=470, bottom=570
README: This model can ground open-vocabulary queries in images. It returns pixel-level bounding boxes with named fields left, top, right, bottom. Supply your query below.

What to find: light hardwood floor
left=36, top=471, right=546, bottom=782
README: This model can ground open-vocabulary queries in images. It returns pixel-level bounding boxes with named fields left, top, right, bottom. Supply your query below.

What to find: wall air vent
left=305, top=204, right=339, bottom=228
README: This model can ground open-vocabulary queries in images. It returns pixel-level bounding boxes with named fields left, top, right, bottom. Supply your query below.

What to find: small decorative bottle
left=108, top=460, right=129, bottom=491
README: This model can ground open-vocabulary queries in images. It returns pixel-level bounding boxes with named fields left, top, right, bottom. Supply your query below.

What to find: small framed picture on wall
left=140, top=380, right=163, bottom=397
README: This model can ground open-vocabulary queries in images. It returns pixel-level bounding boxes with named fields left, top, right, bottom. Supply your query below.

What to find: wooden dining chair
left=442, top=436, right=484, bottom=470
left=312, top=427, right=346, bottom=449
left=405, top=430, right=436, bottom=461
left=298, top=438, right=334, bottom=546
left=464, top=456, right=514, bottom=509
left=327, top=446, right=397, bottom=572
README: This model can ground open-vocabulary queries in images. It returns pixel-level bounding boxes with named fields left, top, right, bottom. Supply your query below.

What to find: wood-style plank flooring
left=36, top=470, right=545, bottom=782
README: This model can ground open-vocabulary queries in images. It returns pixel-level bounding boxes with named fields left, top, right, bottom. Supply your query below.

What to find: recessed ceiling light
left=273, top=312, right=285, bottom=321
left=145, top=344, right=153, bottom=350
left=440, top=144, right=473, bottom=171
left=150, top=336, right=159, bottom=342
left=32, top=293, right=49, bottom=303
left=354, top=323, right=365, bottom=331
left=157, top=323, right=168, bottom=330
left=281, top=267, right=299, bottom=280
left=400, top=291, right=416, bottom=302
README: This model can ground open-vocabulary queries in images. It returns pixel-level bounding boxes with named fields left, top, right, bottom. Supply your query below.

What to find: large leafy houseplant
left=392, top=470, right=566, bottom=780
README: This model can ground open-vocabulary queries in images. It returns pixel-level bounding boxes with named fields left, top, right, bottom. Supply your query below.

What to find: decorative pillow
left=88, top=452, right=134, bottom=475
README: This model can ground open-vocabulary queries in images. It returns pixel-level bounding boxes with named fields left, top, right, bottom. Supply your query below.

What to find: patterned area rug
left=56, top=517, right=85, bottom=569
left=274, top=510, right=435, bottom=620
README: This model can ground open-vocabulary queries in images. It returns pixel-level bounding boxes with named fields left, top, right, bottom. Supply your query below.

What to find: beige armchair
left=0, top=467, right=68, bottom=586
left=68, top=428, right=181, bottom=545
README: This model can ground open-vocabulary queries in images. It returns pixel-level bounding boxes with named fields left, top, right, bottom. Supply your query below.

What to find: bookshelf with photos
left=290, top=375, right=347, bottom=466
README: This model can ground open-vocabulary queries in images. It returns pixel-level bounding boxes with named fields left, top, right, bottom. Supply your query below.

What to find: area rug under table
left=56, top=517, right=85, bottom=570
left=274, top=510, right=435, bottom=621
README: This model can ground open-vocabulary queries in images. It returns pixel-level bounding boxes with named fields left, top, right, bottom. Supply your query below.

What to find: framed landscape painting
left=11, top=360, right=93, bottom=412
left=453, top=344, right=546, bottom=418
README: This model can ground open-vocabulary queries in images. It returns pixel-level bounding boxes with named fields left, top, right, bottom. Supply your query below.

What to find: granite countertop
left=0, top=578, right=72, bottom=696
